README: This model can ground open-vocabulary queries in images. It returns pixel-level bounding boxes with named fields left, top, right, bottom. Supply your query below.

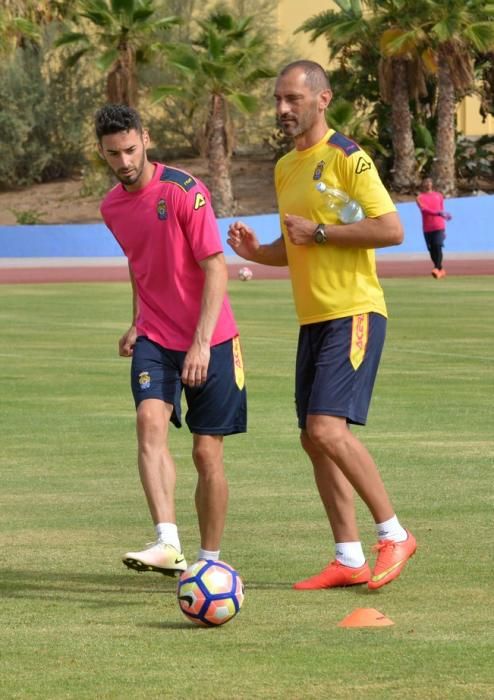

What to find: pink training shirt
left=101, top=163, right=238, bottom=351
left=416, top=191, right=446, bottom=233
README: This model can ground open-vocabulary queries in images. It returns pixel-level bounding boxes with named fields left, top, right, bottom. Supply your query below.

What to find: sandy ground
left=0, top=156, right=279, bottom=226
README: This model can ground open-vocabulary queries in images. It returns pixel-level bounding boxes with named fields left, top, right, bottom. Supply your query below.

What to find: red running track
left=0, top=258, right=493, bottom=284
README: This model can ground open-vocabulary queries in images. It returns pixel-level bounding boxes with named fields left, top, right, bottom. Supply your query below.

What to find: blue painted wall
left=0, top=195, right=492, bottom=258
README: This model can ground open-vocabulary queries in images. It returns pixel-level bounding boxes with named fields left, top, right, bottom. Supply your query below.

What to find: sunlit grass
left=0, top=277, right=493, bottom=699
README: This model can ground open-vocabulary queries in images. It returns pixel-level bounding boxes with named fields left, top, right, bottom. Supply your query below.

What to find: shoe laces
left=372, top=539, right=395, bottom=553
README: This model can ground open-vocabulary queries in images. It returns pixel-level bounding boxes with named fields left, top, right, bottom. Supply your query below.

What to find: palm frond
left=54, top=32, right=89, bottom=48
left=464, top=22, right=494, bottom=52
left=226, top=92, right=258, bottom=114
left=96, top=47, right=119, bottom=71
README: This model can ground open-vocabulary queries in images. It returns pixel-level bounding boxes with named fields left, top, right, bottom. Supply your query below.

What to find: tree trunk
left=432, top=45, right=457, bottom=196
left=205, top=93, right=235, bottom=217
left=390, top=59, right=417, bottom=192
left=107, top=44, right=137, bottom=107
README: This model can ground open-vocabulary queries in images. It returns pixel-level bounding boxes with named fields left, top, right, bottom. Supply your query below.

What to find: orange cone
left=338, top=608, right=394, bottom=628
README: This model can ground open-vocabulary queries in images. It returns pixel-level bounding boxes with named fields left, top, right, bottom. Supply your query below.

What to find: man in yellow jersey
left=228, top=60, right=416, bottom=591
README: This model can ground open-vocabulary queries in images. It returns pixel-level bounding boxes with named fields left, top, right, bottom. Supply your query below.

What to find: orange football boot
left=368, top=530, right=417, bottom=590
left=431, top=268, right=440, bottom=278
left=293, top=560, right=371, bottom=590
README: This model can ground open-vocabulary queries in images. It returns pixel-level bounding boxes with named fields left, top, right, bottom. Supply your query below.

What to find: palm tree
left=379, top=0, right=494, bottom=194
left=426, top=0, right=494, bottom=194
left=155, top=6, right=275, bottom=216
left=54, top=0, right=179, bottom=106
left=298, top=0, right=426, bottom=192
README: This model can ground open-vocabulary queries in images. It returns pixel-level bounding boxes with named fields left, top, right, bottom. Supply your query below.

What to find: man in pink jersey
left=95, top=104, right=247, bottom=577
left=416, top=177, right=452, bottom=279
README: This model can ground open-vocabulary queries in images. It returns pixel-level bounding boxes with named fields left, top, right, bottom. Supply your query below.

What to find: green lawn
left=0, top=277, right=493, bottom=699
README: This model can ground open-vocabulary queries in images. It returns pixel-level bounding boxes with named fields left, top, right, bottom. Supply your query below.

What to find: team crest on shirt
left=156, top=199, right=167, bottom=220
left=139, top=371, right=151, bottom=389
left=313, top=160, right=325, bottom=180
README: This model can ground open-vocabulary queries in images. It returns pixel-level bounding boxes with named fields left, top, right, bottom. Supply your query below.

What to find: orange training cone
left=338, top=608, right=394, bottom=628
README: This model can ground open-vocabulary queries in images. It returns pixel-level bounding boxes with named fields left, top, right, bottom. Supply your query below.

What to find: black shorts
left=295, top=313, right=386, bottom=428
left=131, top=336, right=247, bottom=436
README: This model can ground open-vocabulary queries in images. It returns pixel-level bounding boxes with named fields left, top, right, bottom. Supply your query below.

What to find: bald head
left=274, top=60, right=332, bottom=148
left=278, top=60, right=331, bottom=94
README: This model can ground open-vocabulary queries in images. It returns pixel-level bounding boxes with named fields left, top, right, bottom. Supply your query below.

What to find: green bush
left=0, top=48, right=50, bottom=187
left=0, top=39, right=102, bottom=190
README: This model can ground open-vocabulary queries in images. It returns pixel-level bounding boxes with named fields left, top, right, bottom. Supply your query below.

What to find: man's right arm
left=227, top=221, right=288, bottom=266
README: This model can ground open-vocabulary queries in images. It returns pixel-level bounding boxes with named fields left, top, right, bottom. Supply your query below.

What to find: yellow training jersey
left=275, top=128, right=396, bottom=324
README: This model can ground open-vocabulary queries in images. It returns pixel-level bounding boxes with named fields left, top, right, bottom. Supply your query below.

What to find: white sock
left=335, top=541, right=366, bottom=568
left=375, top=515, right=407, bottom=542
left=197, top=548, right=220, bottom=562
left=155, top=522, right=181, bottom=551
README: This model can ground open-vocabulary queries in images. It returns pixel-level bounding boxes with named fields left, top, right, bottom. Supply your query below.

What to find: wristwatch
left=314, top=223, right=327, bottom=244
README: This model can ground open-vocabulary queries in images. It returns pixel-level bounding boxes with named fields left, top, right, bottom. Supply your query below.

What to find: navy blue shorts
left=131, top=336, right=247, bottom=435
left=295, top=313, right=386, bottom=428
left=424, top=229, right=445, bottom=248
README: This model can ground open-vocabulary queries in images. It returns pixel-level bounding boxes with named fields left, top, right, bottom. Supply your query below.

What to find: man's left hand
left=284, top=214, right=318, bottom=246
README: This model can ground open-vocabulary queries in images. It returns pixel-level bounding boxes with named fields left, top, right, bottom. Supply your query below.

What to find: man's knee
left=136, top=400, right=169, bottom=445
left=305, top=416, right=349, bottom=459
left=192, top=435, right=224, bottom=474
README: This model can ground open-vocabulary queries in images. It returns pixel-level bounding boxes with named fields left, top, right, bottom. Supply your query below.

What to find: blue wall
left=0, top=195, right=492, bottom=258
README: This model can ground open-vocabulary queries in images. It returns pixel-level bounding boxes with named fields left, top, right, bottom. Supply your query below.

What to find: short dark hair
left=94, top=104, right=143, bottom=141
left=279, top=60, right=331, bottom=92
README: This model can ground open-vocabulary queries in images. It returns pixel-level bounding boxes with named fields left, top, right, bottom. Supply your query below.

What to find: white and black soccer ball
left=238, top=266, right=253, bottom=281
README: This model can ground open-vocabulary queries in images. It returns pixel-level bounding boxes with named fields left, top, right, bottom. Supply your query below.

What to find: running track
left=0, top=257, right=492, bottom=284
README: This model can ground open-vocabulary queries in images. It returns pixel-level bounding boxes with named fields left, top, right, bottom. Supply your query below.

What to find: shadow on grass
left=143, top=621, right=204, bottom=631
left=0, top=568, right=179, bottom=602
left=1, top=570, right=375, bottom=602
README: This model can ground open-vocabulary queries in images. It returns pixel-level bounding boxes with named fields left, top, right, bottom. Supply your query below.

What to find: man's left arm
left=181, top=252, right=228, bottom=387
left=284, top=211, right=403, bottom=249
left=284, top=146, right=403, bottom=248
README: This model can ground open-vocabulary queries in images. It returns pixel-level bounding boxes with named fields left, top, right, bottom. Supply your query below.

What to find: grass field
left=1, top=277, right=493, bottom=699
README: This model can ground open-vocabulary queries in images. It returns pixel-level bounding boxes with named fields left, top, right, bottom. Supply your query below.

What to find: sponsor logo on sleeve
left=194, top=192, right=207, bottom=210
left=355, top=156, right=372, bottom=174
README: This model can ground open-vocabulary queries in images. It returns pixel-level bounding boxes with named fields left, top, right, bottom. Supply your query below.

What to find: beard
left=114, top=150, right=146, bottom=187
left=277, top=101, right=320, bottom=138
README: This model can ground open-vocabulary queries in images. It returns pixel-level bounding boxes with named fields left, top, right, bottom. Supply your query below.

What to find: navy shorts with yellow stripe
left=295, top=313, right=386, bottom=428
left=131, top=335, right=247, bottom=435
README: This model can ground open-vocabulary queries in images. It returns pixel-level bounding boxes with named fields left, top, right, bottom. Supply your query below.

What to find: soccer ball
left=238, top=266, right=253, bottom=281
left=177, top=559, right=244, bottom=627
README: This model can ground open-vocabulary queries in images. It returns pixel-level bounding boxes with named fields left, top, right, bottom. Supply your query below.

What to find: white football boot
left=122, top=541, right=187, bottom=577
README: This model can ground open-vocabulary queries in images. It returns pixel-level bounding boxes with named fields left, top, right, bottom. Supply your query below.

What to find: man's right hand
left=227, top=221, right=260, bottom=260
left=119, top=325, right=137, bottom=357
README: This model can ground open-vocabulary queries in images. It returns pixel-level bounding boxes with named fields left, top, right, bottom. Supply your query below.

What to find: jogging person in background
left=228, top=60, right=416, bottom=591
left=416, top=176, right=452, bottom=279
left=95, top=104, right=247, bottom=576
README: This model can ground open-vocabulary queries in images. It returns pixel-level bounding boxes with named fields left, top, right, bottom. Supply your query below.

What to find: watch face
left=315, top=227, right=326, bottom=244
